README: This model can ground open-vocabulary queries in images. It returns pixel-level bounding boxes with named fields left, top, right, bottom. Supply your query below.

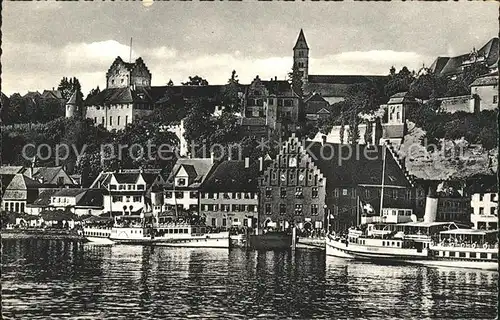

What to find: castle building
left=83, top=57, right=156, bottom=130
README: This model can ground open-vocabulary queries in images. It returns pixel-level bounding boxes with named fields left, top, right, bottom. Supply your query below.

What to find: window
left=222, top=218, right=227, bottom=227
left=490, top=207, right=496, bottom=215
left=102, top=117, right=105, bottom=124
left=133, top=196, right=141, bottom=202
left=280, top=204, right=286, bottom=215
left=295, top=187, right=303, bottom=198
left=94, top=117, right=97, bottom=123
left=266, top=187, right=272, bottom=198
left=211, top=218, right=216, bottom=226
left=491, top=194, right=497, bottom=202
left=125, top=116, right=128, bottom=124
left=334, top=188, right=339, bottom=197
left=177, top=178, right=186, bottom=186
left=248, top=205, right=256, bottom=212
left=190, top=192, right=197, bottom=199
left=265, top=204, right=272, bottom=214
left=109, top=116, right=113, bottom=126
left=406, top=189, right=412, bottom=200
left=137, top=185, right=145, bottom=190
left=342, top=189, right=348, bottom=196
left=449, top=251, right=455, bottom=257
left=295, top=204, right=303, bottom=215
left=284, top=100, right=292, bottom=107
left=311, top=204, right=319, bottom=216
left=280, top=187, right=287, bottom=198
left=175, top=191, right=183, bottom=199
left=166, top=192, right=172, bottom=198
left=479, top=193, right=484, bottom=201
left=480, top=253, right=487, bottom=259
left=392, top=189, right=398, bottom=198
left=493, top=95, right=498, bottom=104
left=469, top=252, right=476, bottom=258
left=117, top=116, right=121, bottom=126
left=268, top=98, right=274, bottom=105
left=312, top=187, right=319, bottom=198
left=112, top=196, right=121, bottom=202
left=479, top=207, right=484, bottom=215
left=232, top=204, right=240, bottom=212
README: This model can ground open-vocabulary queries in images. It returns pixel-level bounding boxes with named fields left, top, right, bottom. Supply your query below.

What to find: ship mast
left=379, top=144, right=387, bottom=217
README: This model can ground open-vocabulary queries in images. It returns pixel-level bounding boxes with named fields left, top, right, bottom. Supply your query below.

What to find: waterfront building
left=156, top=157, right=218, bottom=216
left=467, top=175, right=498, bottom=230
left=259, top=135, right=417, bottom=232
left=90, top=169, right=165, bottom=215
left=199, top=159, right=259, bottom=230
left=1, top=173, right=43, bottom=213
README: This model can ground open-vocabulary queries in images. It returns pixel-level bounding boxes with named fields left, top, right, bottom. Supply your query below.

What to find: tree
left=182, top=75, right=209, bottom=86
left=167, top=79, right=174, bottom=86
left=58, top=77, right=81, bottom=100
left=221, top=70, right=242, bottom=113
left=384, top=66, right=415, bottom=97
left=409, top=70, right=448, bottom=100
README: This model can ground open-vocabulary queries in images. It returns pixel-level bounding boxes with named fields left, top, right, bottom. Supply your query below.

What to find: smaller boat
left=84, top=214, right=230, bottom=248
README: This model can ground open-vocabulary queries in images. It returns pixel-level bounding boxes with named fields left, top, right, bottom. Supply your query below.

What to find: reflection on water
left=1, top=239, right=497, bottom=319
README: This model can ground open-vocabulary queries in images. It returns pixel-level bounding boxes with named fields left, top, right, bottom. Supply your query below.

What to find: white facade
left=470, top=192, right=498, bottom=230
left=104, top=175, right=150, bottom=214
left=165, top=119, right=188, bottom=157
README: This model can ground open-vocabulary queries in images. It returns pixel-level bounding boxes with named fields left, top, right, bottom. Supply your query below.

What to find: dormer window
left=177, top=178, right=186, bottom=186
left=110, top=185, right=117, bottom=190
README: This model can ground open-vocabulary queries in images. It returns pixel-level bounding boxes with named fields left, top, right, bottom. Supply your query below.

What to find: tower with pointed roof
left=293, top=29, right=309, bottom=85
left=65, top=90, right=84, bottom=118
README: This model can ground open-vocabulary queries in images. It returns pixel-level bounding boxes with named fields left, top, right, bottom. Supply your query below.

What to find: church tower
left=293, top=29, right=309, bottom=84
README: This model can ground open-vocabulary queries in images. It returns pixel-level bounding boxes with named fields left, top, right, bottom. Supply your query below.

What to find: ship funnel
left=423, top=195, right=438, bottom=223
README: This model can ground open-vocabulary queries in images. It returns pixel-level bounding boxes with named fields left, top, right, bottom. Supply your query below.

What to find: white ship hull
left=154, top=234, right=230, bottom=248
left=325, top=235, right=429, bottom=261
left=85, top=237, right=115, bottom=245
left=405, top=259, right=498, bottom=271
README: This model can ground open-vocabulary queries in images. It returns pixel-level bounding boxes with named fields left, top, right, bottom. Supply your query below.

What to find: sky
left=2, top=1, right=498, bottom=95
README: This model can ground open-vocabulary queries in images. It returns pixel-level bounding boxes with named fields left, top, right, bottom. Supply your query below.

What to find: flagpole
left=379, top=144, right=386, bottom=217
left=356, top=195, right=360, bottom=226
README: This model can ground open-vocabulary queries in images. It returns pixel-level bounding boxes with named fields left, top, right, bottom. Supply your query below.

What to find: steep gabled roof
left=6, top=173, right=43, bottom=190
left=84, top=87, right=153, bottom=106
left=201, top=160, right=259, bottom=192
left=304, top=142, right=412, bottom=188
left=165, top=158, right=216, bottom=189
left=30, top=188, right=62, bottom=206
left=31, top=167, right=67, bottom=184
left=113, top=173, right=140, bottom=184
left=67, top=90, right=84, bottom=105
left=77, top=189, right=104, bottom=207
left=53, top=188, right=87, bottom=197
left=470, top=75, right=498, bottom=87
left=293, top=29, right=309, bottom=50
left=0, top=166, right=24, bottom=175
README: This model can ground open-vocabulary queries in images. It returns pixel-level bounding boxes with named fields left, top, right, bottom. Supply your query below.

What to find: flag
left=360, top=200, right=375, bottom=215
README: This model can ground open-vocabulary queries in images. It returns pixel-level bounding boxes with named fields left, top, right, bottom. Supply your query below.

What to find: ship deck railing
left=431, top=242, right=499, bottom=250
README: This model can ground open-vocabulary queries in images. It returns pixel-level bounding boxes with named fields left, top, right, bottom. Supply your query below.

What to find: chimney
left=321, top=135, right=326, bottom=145
left=245, top=157, right=250, bottom=168
left=210, top=151, right=215, bottom=164
left=259, top=156, right=263, bottom=172
left=275, top=76, right=277, bottom=81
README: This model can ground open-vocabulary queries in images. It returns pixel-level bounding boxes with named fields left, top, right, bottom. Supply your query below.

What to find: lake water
left=1, top=239, right=498, bottom=319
